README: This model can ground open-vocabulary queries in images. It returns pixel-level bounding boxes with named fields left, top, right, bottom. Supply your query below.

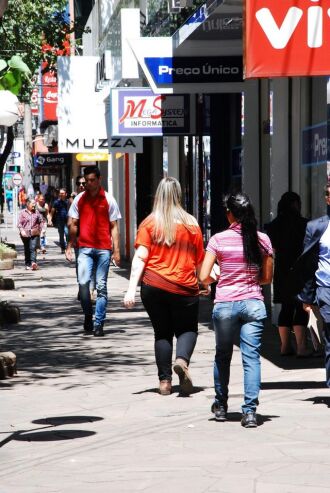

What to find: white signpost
left=12, top=173, right=22, bottom=229
left=12, top=173, right=22, bottom=186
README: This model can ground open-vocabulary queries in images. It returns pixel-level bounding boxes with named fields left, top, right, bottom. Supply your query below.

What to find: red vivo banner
left=41, top=62, right=58, bottom=120
left=245, top=0, right=330, bottom=78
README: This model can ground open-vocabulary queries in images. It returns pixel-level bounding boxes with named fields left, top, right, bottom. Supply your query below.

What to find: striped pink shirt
left=206, top=223, right=273, bottom=302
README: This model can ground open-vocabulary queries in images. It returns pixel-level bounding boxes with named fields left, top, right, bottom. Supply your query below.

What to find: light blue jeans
left=78, top=248, right=111, bottom=328
left=212, top=299, right=267, bottom=414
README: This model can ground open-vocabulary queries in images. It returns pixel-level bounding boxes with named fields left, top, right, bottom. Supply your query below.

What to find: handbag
left=31, top=227, right=40, bottom=236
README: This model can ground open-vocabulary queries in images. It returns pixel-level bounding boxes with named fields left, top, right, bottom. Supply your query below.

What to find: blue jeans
left=78, top=248, right=111, bottom=327
left=212, top=299, right=266, bottom=414
left=316, top=287, right=330, bottom=388
left=21, top=236, right=38, bottom=266
left=57, top=220, right=68, bottom=250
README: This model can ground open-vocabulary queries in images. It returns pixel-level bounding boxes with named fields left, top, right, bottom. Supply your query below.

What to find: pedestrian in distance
left=35, top=193, right=50, bottom=254
left=66, top=166, right=121, bottom=337
left=265, top=192, right=311, bottom=357
left=290, top=183, right=330, bottom=388
left=17, top=198, right=44, bottom=270
left=18, top=185, right=27, bottom=210
left=49, top=188, right=69, bottom=253
left=124, top=177, right=205, bottom=396
left=5, top=185, right=13, bottom=213
left=199, top=192, right=273, bottom=428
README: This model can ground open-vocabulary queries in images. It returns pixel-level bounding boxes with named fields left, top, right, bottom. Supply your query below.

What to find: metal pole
left=12, top=185, right=18, bottom=229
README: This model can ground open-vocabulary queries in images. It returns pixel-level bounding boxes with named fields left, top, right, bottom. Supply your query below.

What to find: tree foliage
left=0, top=0, right=71, bottom=100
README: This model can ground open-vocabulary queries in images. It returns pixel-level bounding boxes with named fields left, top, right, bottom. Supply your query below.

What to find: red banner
left=41, top=62, right=58, bottom=120
left=245, top=0, right=330, bottom=78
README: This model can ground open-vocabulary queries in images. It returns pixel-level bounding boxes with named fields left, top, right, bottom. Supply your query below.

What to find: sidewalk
left=0, top=224, right=329, bottom=493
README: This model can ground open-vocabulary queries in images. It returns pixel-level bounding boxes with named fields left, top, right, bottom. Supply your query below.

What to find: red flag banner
left=245, top=0, right=330, bottom=78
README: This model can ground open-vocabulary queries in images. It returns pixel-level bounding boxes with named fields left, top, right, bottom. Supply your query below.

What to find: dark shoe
left=173, top=358, right=193, bottom=395
left=159, top=380, right=172, bottom=395
left=241, top=412, right=258, bottom=428
left=93, top=325, right=104, bottom=337
left=61, top=248, right=65, bottom=254
left=280, top=350, right=295, bottom=356
left=296, top=350, right=314, bottom=358
left=211, top=402, right=228, bottom=421
left=83, top=315, right=93, bottom=334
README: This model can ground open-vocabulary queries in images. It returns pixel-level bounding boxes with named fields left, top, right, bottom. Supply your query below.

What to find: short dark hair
left=84, top=166, right=100, bottom=178
left=75, top=175, right=85, bottom=186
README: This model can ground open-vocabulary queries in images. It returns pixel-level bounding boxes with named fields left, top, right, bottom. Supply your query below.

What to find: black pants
left=278, top=300, right=309, bottom=326
left=21, top=236, right=38, bottom=266
left=141, top=284, right=199, bottom=381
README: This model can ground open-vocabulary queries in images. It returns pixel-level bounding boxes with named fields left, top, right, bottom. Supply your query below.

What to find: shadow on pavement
left=0, top=415, right=103, bottom=447
left=261, top=380, right=326, bottom=390
left=303, top=396, right=330, bottom=407
left=208, top=413, right=280, bottom=425
left=12, top=430, right=96, bottom=442
left=32, top=415, right=103, bottom=425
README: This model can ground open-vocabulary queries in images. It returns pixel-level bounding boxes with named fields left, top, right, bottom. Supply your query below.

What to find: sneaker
left=25, top=265, right=31, bottom=270
left=241, top=412, right=258, bottom=428
left=93, top=325, right=104, bottom=337
left=211, top=402, right=228, bottom=422
left=31, top=262, right=38, bottom=270
left=83, top=315, right=94, bottom=334
left=173, top=358, right=193, bottom=395
left=159, top=380, right=172, bottom=396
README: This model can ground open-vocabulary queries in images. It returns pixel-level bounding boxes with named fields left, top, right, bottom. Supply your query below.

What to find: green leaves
left=0, top=55, right=32, bottom=95
left=0, top=68, right=22, bottom=95
left=7, top=55, right=31, bottom=75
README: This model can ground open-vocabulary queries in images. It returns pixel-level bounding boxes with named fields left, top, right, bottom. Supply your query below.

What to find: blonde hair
left=152, top=177, right=198, bottom=246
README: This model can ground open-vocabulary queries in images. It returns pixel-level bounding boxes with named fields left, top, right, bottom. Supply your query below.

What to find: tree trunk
left=23, top=104, right=33, bottom=195
left=0, top=125, right=14, bottom=212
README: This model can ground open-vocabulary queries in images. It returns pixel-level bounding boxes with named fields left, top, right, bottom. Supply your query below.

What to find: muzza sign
left=245, top=0, right=330, bottom=77
left=61, top=136, right=143, bottom=154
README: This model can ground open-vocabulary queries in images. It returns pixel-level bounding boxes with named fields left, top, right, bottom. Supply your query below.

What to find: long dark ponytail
left=224, top=192, right=263, bottom=269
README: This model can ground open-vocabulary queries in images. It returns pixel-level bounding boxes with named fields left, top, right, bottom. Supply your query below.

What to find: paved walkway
left=0, top=224, right=329, bottom=493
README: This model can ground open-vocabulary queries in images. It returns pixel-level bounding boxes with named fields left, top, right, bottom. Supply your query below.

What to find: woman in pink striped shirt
left=200, top=192, right=273, bottom=428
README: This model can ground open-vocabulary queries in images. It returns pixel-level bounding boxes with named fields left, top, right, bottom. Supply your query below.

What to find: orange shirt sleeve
left=195, top=226, right=205, bottom=265
left=135, top=218, right=153, bottom=250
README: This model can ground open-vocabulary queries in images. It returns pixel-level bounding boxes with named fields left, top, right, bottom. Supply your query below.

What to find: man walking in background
left=50, top=188, right=69, bottom=253
left=294, top=184, right=330, bottom=387
left=66, top=166, right=121, bottom=337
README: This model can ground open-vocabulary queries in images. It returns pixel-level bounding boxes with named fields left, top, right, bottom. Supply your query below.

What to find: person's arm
left=49, top=206, right=55, bottom=225
left=110, top=220, right=120, bottom=266
left=65, top=217, right=79, bottom=262
left=124, top=245, right=149, bottom=308
left=199, top=251, right=218, bottom=284
left=259, top=255, right=273, bottom=285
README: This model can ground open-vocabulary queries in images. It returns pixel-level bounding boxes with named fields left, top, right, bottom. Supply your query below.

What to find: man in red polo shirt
left=66, top=166, right=121, bottom=336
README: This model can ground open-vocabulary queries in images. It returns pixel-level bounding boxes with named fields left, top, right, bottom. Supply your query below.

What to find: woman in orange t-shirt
left=124, top=177, right=205, bottom=396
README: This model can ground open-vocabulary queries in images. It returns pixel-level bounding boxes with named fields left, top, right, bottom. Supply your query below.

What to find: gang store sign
left=245, top=0, right=330, bottom=78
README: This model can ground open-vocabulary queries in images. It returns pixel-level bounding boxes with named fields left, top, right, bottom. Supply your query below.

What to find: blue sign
left=10, top=151, right=21, bottom=158
left=302, top=122, right=330, bottom=167
left=145, top=56, right=243, bottom=85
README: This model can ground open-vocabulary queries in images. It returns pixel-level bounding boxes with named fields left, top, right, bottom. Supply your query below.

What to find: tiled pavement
left=0, top=223, right=329, bottom=493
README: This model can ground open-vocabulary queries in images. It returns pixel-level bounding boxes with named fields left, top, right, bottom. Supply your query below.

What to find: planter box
left=0, top=278, right=15, bottom=290
left=0, top=259, right=14, bottom=270
left=0, top=250, right=17, bottom=260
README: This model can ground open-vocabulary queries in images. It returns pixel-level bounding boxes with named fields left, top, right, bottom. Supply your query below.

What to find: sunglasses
left=325, top=192, right=330, bottom=196
left=78, top=182, right=85, bottom=186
